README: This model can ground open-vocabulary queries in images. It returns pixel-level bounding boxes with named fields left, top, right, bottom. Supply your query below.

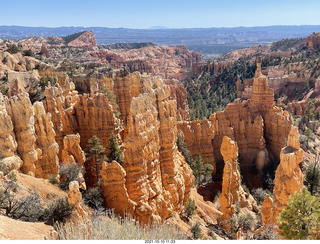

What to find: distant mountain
left=149, top=26, right=168, bottom=29
left=2, top=25, right=320, bottom=56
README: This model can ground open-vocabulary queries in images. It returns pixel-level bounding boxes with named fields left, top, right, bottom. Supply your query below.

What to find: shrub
left=237, top=213, right=254, bottom=231
left=54, top=210, right=187, bottom=240
left=6, top=44, right=20, bottom=54
left=45, top=197, right=72, bottom=223
left=190, top=222, right=202, bottom=239
left=7, top=171, right=17, bottom=182
left=252, top=188, right=267, bottom=205
left=185, top=198, right=197, bottom=217
left=0, top=181, right=45, bottom=222
left=83, top=187, right=105, bottom=211
left=22, top=49, right=33, bottom=57
left=256, top=225, right=279, bottom=240
left=59, top=163, right=84, bottom=190
left=10, top=193, right=46, bottom=222
left=234, top=202, right=241, bottom=214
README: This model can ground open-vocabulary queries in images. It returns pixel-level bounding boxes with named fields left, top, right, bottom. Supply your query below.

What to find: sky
left=1, top=0, right=320, bottom=29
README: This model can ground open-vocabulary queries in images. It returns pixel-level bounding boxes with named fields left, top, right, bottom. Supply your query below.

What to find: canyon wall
left=101, top=75, right=194, bottom=224
left=178, top=61, right=293, bottom=188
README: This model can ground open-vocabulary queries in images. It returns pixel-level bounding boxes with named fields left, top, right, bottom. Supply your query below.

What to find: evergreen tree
left=108, top=132, right=124, bottom=165
left=192, top=154, right=214, bottom=185
left=185, top=198, right=197, bottom=217
left=177, top=133, right=194, bottom=165
left=304, top=157, right=320, bottom=196
left=85, top=136, right=107, bottom=183
left=177, top=135, right=213, bottom=185
left=277, top=187, right=320, bottom=240
left=190, top=222, right=202, bottom=239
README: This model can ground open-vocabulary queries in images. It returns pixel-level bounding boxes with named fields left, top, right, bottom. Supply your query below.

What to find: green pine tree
left=192, top=154, right=214, bottom=185
left=304, top=158, right=320, bottom=196
left=277, top=187, right=320, bottom=240
left=85, top=136, right=108, bottom=183
left=108, top=132, right=124, bottom=165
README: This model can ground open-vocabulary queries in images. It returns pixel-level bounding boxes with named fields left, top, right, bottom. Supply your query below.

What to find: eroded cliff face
left=305, top=32, right=320, bottom=51
left=101, top=75, right=194, bottom=224
left=178, top=61, right=293, bottom=188
left=219, top=136, right=257, bottom=227
left=39, top=68, right=195, bottom=223
left=90, top=45, right=201, bottom=80
left=261, top=126, right=303, bottom=226
left=0, top=90, right=60, bottom=179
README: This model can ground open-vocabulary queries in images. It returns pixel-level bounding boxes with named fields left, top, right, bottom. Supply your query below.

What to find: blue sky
left=1, top=0, right=320, bottom=28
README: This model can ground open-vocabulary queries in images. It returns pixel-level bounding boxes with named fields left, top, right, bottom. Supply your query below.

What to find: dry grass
left=54, top=211, right=188, bottom=240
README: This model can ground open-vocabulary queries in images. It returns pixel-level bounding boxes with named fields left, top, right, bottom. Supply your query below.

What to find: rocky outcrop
left=4, top=92, right=39, bottom=176
left=219, top=136, right=257, bottom=227
left=261, top=194, right=273, bottom=226
left=164, top=79, right=190, bottom=120
left=0, top=93, right=18, bottom=161
left=60, top=134, right=85, bottom=165
left=0, top=91, right=60, bottom=178
left=177, top=119, right=215, bottom=173
left=68, top=181, right=90, bottom=224
left=260, top=126, right=303, bottom=227
left=271, top=126, right=303, bottom=223
left=90, top=45, right=201, bottom=79
left=101, top=75, right=194, bottom=224
left=180, top=60, right=293, bottom=189
left=40, top=44, right=49, bottom=58
left=67, top=31, right=98, bottom=50
left=33, top=102, right=59, bottom=179
left=101, top=161, right=135, bottom=216
left=304, top=32, right=320, bottom=51
left=43, top=81, right=119, bottom=186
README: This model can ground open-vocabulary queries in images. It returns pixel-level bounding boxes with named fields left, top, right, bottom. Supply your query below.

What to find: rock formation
left=101, top=75, right=194, bottom=224
left=0, top=89, right=60, bottom=178
left=177, top=119, right=215, bottom=173
left=90, top=45, right=201, bottom=79
left=60, top=134, right=85, bottom=165
left=68, top=181, right=90, bottom=224
left=100, top=161, right=136, bottom=216
left=219, top=136, right=257, bottom=227
left=67, top=31, right=98, bottom=50
left=260, top=126, right=303, bottom=227
left=164, top=79, right=190, bottom=120
left=304, top=32, right=320, bottom=51
left=33, top=102, right=59, bottom=179
left=0, top=93, right=18, bottom=162
left=261, top=194, right=273, bottom=226
left=4, top=92, right=38, bottom=176
left=179, top=60, right=293, bottom=188
left=271, top=126, right=303, bottom=224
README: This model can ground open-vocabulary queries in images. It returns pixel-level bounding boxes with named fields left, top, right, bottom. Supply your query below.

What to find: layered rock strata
left=261, top=126, right=303, bottom=226
left=101, top=76, right=194, bottom=224
left=43, top=81, right=119, bottom=185
left=0, top=90, right=60, bottom=179
left=219, top=136, right=257, bottom=227
left=177, top=119, right=215, bottom=174
left=178, top=60, right=293, bottom=187
left=4, top=92, right=39, bottom=176
left=33, top=102, right=59, bottom=179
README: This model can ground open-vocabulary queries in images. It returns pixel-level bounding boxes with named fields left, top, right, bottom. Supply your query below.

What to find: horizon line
left=1, top=24, right=320, bottom=30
